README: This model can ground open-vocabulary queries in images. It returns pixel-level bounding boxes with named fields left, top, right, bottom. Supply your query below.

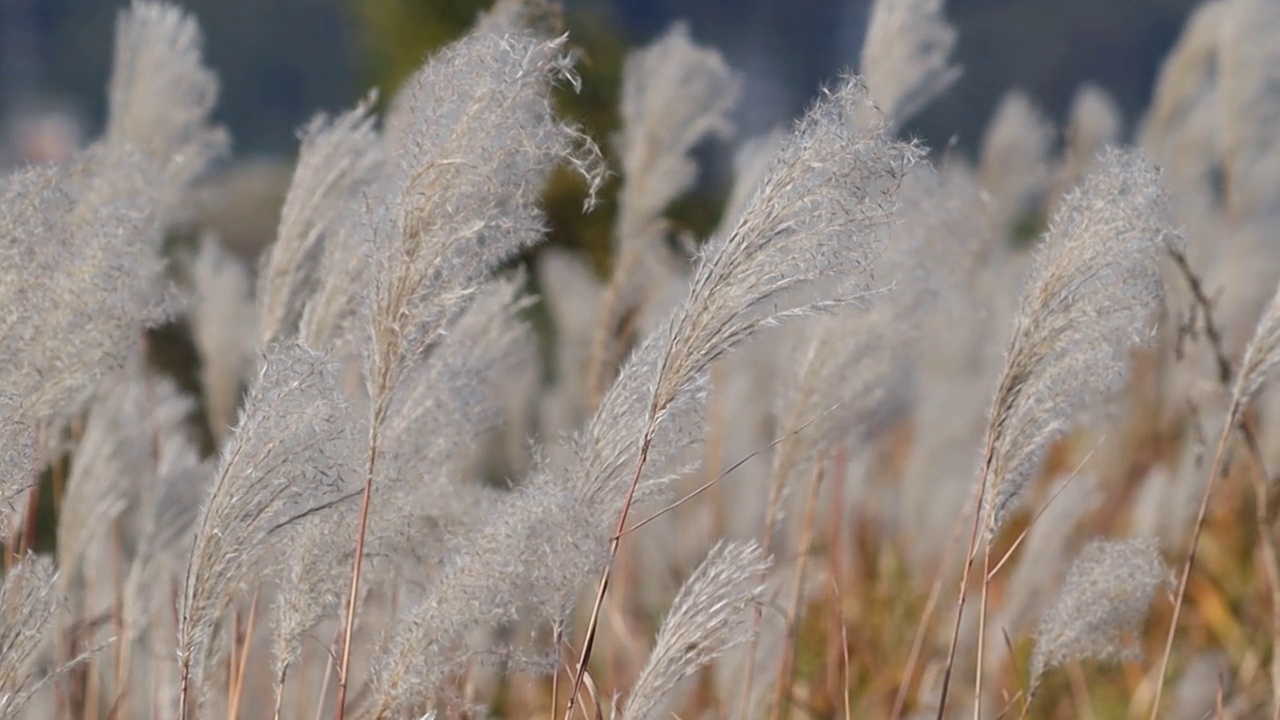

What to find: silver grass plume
left=981, top=148, right=1174, bottom=536
left=347, top=27, right=604, bottom=715
left=1030, top=537, right=1171, bottom=692
left=1055, top=82, right=1124, bottom=200
left=0, top=409, right=35, bottom=541
left=105, top=0, right=227, bottom=222
left=999, top=474, right=1100, bottom=634
left=772, top=164, right=948, bottom=481
left=616, top=22, right=740, bottom=231
left=367, top=472, right=603, bottom=716
left=121, top=415, right=210, bottom=644
left=1067, top=83, right=1124, bottom=161
left=297, top=202, right=368, bottom=355
left=536, top=247, right=604, bottom=435
left=860, top=0, right=961, bottom=127
left=0, top=150, right=174, bottom=424
left=0, top=556, right=61, bottom=720
left=190, top=234, right=256, bottom=442
left=364, top=27, right=602, bottom=522
left=892, top=165, right=1000, bottom=574
left=271, top=277, right=531, bottom=694
left=177, top=341, right=355, bottom=712
left=1128, top=444, right=1207, bottom=554
left=56, top=367, right=190, bottom=600
left=1230, top=279, right=1280, bottom=414
left=367, top=75, right=920, bottom=715
left=978, top=89, right=1055, bottom=234
left=361, top=29, right=603, bottom=433
left=573, top=75, right=920, bottom=522
left=377, top=273, right=535, bottom=483
left=78, top=375, right=201, bottom=712
left=618, top=542, right=770, bottom=720
left=1139, top=0, right=1228, bottom=157
left=589, top=22, right=741, bottom=404
left=269, top=496, right=361, bottom=701
left=761, top=186, right=937, bottom=557
left=1217, top=0, right=1280, bottom=220
left=715, top=129, right=785, bottom=241
left=259, top=97, right=382, bottom=347
left=1138, top=0, right=1227, bottom=230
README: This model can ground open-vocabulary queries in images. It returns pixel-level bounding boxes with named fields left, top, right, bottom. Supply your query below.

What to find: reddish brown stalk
left=335, top=433, right=380, bottom=720
left=936, top=430, right=993, bottom=717
left=228, top=605, right=241, bottom=712
left=936, top=433, right=998, bottom=720
left=550, top=625, right=564, bottom=718
left=178, top=654, right=192, bottom=720
left=227, top=592, right=259, bottom=720
left=564, top=430, right=655, bottom=719
left=827, top=445, right=849, bottom=587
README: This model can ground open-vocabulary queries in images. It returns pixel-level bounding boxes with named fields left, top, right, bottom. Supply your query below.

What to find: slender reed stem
left=272, top=667, right=288, bottom=720
left=227, top=592, right=259, bottom=720
left=973, top=541, right=992, bottom=720
left=335, top=433, right=380, bottom=720
left=936, top=436, right=997, bottom=719
left=564, top=431, right=655, bottom=719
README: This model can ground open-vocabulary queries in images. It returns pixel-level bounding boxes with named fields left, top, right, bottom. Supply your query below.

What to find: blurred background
left=0, top=0, right=1202, bottom=258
